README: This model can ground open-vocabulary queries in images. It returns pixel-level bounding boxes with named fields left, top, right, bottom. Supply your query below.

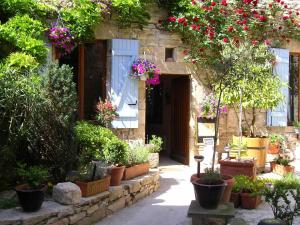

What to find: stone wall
left=0, top=171, right=160, bottom=225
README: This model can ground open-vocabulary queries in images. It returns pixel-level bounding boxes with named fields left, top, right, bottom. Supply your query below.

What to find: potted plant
left=15, top=164, right=49, bottom=212
left=293, top=121, right=300, bottom=134
left=263, top=174, right=300, bottom=225
left=95, top=99, right=118, bottom=128
left=75, top=161, right=111, bottom=197
left=123, top=144, right=150, bottom=180
left=229, top=175, right=248, bottom=208
left=103, top=137, right=128, bottom=186
left=268, top=133, right=285, bottom=154
left=147, top=135, right=163, bottom=168
left=272, top=156, right=294, bottom=176
left=192, top=168, right=226, bottom=209
left=217, top=44, right=283, bottom=172
left=240, top=177, right=264, bottom=209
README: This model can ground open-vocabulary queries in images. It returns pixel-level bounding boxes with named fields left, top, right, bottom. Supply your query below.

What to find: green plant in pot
left=268, top=133, right=285, bottom=154
left=271, top=156, right=294, bottom=176
left=263, top=174, right=300, bottom=225
left=192, top=168, right=226, bottom=209
left=123, top=144, right=150, bottom=180
left=240, top=176, right=265, bottom=209
left=15, top=163, right=49, bottom=212
left=147, top=135, right=163, bottom=168
left=75, top=161, right=111, bottom=197
left=230, top=175, right=248, bottom=208
left=103, top=137, right=128, bottom=186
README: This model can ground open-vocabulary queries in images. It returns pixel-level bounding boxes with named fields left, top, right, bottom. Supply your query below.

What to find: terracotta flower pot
left=230, top=192, right=241, bottom=208
left=221, top=174, right=234, bottom=203
left=76, top=176, right=111, bottom=197
left=220, top=159, right=256, bottom=178
left=110, top=166, right=125, bottom=186
left=273, top=164, right=294, bottom=176
left=241, top=192, right=261, bottom=209
left=268, top=143, right=280, bottom=154
left=123, top=163, right=150, bottom=180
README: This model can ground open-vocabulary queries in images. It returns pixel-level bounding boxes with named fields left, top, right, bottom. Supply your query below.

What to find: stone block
left=109, top=186, right=124, bottom=202
left=86, top=204, right=99, bottom=215
left=48, top=218, right=69, bottom=225
left=74, top=207, right=106, bottom=225
left=133, top=190, right=148, bottom=203
left=107, top=197, right=126, bottom=214
left=53, top=182, right=81, bottom=205
left=69, top=212, right=86, bottom=224
left=141, top=175, right=154, bottom=186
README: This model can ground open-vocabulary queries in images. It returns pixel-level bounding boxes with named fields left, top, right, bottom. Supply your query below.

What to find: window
left=165, top=48, right=175, bottom=62
left=289, top=54, right=300, bottom=124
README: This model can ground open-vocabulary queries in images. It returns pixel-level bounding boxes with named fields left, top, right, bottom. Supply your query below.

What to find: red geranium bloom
left=223, top=37, right=229, bottom=43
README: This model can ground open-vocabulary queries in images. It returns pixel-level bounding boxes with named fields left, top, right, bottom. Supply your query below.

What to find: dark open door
left=170, top=76, right=190, bottom=165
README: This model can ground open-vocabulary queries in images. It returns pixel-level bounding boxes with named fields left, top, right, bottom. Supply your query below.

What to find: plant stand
left=187, top=200, right=235, bottom=225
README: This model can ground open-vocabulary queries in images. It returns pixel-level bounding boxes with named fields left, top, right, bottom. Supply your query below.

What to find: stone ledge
left=0, top=169, right=160, bottom=225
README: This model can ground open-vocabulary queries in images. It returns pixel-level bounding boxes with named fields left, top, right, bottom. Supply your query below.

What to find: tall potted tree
left=219, top=44, right=284, bottom=172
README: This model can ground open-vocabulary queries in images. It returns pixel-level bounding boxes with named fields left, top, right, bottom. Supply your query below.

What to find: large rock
left=53, top=182, right=81, bottom=205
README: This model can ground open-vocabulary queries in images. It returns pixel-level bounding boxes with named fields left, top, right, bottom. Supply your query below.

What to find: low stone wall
left=0, top=170, right=160, bottom=225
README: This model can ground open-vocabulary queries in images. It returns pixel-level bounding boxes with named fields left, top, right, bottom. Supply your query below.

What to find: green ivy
left=112, top=0, right=150, bottom=28
left=0, top=15, right=47, bottom=62
left=61, top=0, right=103, bottom=40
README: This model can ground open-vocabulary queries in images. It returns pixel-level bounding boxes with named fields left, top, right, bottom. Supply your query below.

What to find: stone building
left=57, top=4, right=300, bottom=166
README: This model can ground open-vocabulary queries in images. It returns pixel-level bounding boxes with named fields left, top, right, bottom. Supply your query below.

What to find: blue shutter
left=267, top=48, right=289, bottom=126
left=110, top=39, right=139, bottom=128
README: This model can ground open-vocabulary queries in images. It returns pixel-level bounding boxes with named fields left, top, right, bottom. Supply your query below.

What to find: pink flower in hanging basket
left=48, top=25, right=75, bottom=55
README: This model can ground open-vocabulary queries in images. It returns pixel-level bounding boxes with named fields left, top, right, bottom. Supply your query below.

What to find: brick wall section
left=0, top=171, right=160, bottom=225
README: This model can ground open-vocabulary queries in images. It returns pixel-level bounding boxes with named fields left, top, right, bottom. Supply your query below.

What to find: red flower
left=252, top=40, right=258, bottom=45
left=223, top=37, right=229, bottom=43
left=244, top=26, right=249, bottom=31
left=168, top=16, right=176, bottom=22
left=221, top=0, right=227, bottom=6
left=228, top=26, right=234, bottom=32
left=193, top=17, right=199, bottom=22
left=259, top=16, right=267, bottom=22
left=178, top=17, right=187, bottom=23
left=190, top=24, right=197, bottom=30
left=283, top=16, right=289, bottom=20
left=211, top=1, right=217, bottom=6
left=183, top=49, right=189, bottom=55
left=297, top=12, right=300, bottom=16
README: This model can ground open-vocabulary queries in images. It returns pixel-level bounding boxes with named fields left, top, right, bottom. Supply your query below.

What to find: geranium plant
left=95, top=99, right=118, bottom=128
left=48, top=24, right=75, bottom=55
left=131, top=58, right=161, bottom=85
left=200, top=93, right=227, bottom=119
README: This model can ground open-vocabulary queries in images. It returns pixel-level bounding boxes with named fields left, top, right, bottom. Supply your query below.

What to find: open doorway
left=59, top=41, right=107, bottom=120
left=146, top=75, right=190, bottom=165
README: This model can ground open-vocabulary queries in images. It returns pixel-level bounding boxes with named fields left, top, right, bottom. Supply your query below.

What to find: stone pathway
left=94, top=157, right=300, bottom=225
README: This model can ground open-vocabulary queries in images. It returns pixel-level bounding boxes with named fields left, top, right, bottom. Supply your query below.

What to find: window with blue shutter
left=267, top=48, right=289, bottom=126
left=110, top=39, right=139, bottom=128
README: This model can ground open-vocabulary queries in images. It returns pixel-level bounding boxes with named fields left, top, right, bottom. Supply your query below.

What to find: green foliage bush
left=263, top=174, right=300, bottom=225
left=0, top=14, right=47, bottom=62
left=125, top=144, right=149, bottom=167
left=17, top=163, right=49, bottom=189
left=148, top=135, right=163, bottom=153
left=103, top=138, right=128, bottom=166
left=112, top=0, right=150, bottom=27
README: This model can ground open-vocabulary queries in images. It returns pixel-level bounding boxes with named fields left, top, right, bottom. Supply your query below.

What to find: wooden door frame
left=289, top=52, right=300, bottom=122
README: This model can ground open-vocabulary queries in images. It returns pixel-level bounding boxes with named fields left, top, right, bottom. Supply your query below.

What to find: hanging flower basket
left=48, top=24, right=75, bottom=56
left=130, top=58, right=160, bottom=85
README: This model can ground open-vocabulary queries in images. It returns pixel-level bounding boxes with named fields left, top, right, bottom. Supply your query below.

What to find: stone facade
left=0, top=171, right=160, bottom=225
left=95, top=4, right=300, bottom=165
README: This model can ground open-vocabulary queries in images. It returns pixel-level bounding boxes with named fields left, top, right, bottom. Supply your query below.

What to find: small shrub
left=148, top=135, right=163, bottom=153
left=125, top=144, right=149, bottom=167
left=103, top=137, right=128, bottom=166
left=17, top=163, right=49, bottom=189
left=263, top=174, right=300, bottom=225
left=199, top=168, right=221, bottom=185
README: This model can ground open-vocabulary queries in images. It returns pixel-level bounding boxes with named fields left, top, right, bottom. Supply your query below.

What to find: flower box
left=76, top=176, right=111, bottom=197
left=219, top=159, right=256, bottom=178
left=273, top=164, right=294, bottom=176
left=123, top=163, right=150, bottom=180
